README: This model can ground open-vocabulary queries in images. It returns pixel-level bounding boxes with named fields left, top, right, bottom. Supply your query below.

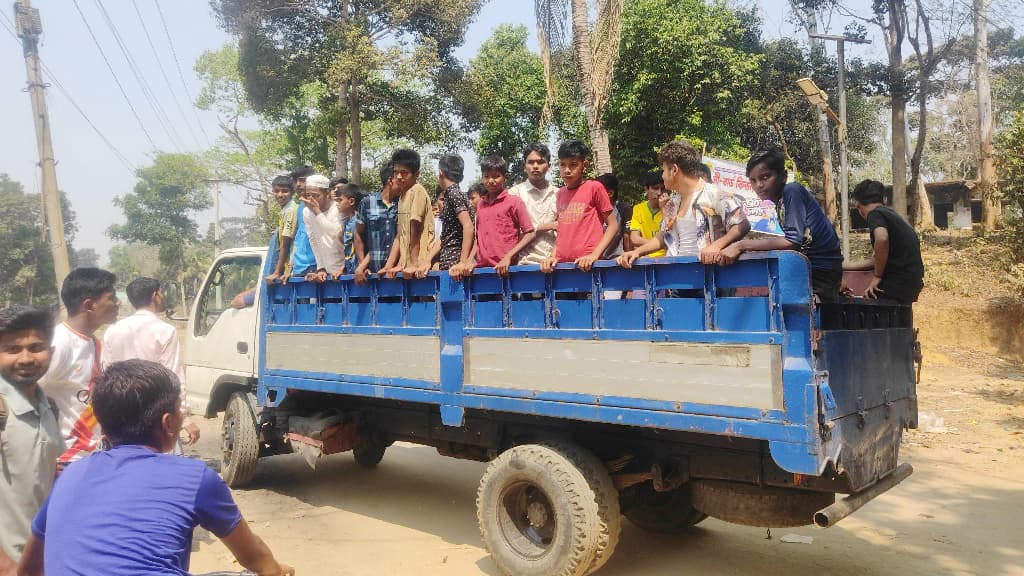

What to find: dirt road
left=186, top=346, right=1024, bottom=576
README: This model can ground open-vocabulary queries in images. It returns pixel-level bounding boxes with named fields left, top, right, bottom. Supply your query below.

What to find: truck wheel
left=221, top=392, right=259, bottom=488
left=620, top=482, right=707, bottom=533
left=352, top=439, right=386, bottom=468
left=691, top=480, right=835, bottom=527
left=476, top=442, right=619, bottom=576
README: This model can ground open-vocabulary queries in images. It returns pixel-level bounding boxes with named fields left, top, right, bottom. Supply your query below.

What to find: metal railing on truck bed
left=258, top=251, right=917, bottom=491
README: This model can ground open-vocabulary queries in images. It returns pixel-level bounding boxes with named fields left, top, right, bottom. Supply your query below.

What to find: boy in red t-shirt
left=540, top=140, right=619, bottom=273
left=452, top=155, right=536, bottom=278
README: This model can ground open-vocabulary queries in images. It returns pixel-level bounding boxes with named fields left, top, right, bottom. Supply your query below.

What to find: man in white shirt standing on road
left=102, top=277, right=199, bottom=446
left=509, top=143, right=559, bottom=265
left=301, top=174, right=346, bottom=282
left=39, top=268, right=119, bottom=467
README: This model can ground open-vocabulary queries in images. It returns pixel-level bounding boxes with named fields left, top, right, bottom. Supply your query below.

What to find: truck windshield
left=195, top=256, right=262, bottom=337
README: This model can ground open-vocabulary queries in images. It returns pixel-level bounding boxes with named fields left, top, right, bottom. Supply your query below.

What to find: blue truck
left=184, top=243, right=917, bottom=576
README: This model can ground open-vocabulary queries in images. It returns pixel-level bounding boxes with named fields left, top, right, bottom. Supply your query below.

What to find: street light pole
left=808, top=33, right=870, bottom=259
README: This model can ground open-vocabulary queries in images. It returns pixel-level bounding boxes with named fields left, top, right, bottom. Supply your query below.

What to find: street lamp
left=795, top=77, right=849, bottom=257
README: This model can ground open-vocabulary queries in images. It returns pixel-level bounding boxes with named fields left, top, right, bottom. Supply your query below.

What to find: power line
left=131, top=0, right=202, bottom=149
left=154, top=0, right=212, bottom=147
left=0, top=8, right=137, bottom=175
left=92, top=0, right=186, bottom=152
left=70, top=0, right=159, bottom=150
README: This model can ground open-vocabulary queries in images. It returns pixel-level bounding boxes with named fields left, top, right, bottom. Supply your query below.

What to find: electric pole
left=809, top=33, right=870, bottom=259
left=14, top=0, right=71, bottom=295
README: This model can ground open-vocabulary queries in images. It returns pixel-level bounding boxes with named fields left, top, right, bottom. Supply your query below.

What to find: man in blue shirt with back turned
left=17, top=359, right=293, bottom=576
left=720, top=147, right=844, bottom=301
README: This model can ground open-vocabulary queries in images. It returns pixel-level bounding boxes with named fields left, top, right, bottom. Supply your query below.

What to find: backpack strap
left=0, top=392, right=8, bottom=435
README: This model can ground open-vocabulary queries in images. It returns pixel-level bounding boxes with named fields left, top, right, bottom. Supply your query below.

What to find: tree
left=212, top=0, right=483, bottom=183
left=604, top=0, right=761, bottom=196
left=108, top=153, right=212, bottom=311
left=456, top=25, right=546, bottom=180
left=107, top=244, right=161, bottom=290
left=536, top=0, right=622, bottom=174
left=975, top=0, right=999, bottom=231
left=71, top=248, right=100, bottom=269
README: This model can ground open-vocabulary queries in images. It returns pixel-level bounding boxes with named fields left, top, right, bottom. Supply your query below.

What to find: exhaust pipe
left=814, top=463, right=914, bottom=528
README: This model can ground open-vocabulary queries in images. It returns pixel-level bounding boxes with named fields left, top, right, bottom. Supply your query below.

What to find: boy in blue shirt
left=18, top=360, right=293, bottom=576
left=720, top=148, right=844, bottom=301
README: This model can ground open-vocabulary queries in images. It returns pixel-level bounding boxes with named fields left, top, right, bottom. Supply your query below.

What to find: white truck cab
left=184, top=247, right=267, bottom=416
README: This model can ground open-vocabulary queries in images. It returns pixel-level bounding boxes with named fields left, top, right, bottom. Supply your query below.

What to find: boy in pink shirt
left=452, top=155, right=536, bottom=278
left=540, top=140, right=619, bottom=273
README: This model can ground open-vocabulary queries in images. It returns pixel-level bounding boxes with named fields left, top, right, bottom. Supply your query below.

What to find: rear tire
left=476, top=442, right=618, bottom=576
left=691, top=480, right=835, bottom=527
left=353, top=438, right=386, bottom=468
left=620, top=482, right=707, bottom=533
left=221, top=392, right=259, bottom=488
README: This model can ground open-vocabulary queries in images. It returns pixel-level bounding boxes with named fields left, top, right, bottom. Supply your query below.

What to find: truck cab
left=184, top=247, right=265, bottom=417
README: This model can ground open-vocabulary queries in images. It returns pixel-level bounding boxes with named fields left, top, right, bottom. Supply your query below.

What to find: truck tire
left=476, top=442, right=617, bottom=576
left=221, top=392, right=259, bottom=488
left=539, top=441, right=621, bottom=575
left=620, top=482, right=707, bottom=533
left=352, top=440, right=386, bottom=468
left=691, top=480, right=835, bottom=528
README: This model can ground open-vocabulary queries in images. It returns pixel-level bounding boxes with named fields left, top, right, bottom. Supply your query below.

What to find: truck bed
left=259, top=252, right=917, bottom=492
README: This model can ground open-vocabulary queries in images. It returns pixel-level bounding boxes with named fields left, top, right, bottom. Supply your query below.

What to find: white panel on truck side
left=464, top=338, right=783, bottom=410
left=265, top=333, right=441, bottom=382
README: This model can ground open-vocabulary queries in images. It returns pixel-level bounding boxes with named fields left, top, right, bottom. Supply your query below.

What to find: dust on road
left=187, top=357, right=1024, bottom=576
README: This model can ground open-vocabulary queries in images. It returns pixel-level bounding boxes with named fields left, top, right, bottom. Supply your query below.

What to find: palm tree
left=536, top=0, right=622, bottom=174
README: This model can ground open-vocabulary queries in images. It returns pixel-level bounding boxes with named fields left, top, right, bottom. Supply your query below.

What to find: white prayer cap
left=305, top=174, right=330, bottom=190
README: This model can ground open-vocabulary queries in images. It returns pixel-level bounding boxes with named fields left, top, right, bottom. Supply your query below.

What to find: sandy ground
left=184, top=342, right=1024, bottom=576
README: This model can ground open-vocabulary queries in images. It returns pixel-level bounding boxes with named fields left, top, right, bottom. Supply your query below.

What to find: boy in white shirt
left=301, top=174, right=346, bottom=282
left=102, top=277, right=198, bottom=445
left=618, top=140, right=749, bottom=267
left=38, top=268, right=119, bottom=466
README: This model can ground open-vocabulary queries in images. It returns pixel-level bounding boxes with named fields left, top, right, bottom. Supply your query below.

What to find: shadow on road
left=228, top=443, right=1023, bottom=576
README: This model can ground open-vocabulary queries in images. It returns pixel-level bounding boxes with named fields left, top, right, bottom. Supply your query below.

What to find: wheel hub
left=526, top=501, right=549, bottom=528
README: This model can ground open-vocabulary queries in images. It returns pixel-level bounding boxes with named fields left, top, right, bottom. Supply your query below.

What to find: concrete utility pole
left=14, top=0, right=71, bottom=294
left=809, top=33, right=870, bottom=260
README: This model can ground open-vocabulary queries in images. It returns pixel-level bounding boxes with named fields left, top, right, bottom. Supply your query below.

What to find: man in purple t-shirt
left=18, top=360, right=293, bottom=576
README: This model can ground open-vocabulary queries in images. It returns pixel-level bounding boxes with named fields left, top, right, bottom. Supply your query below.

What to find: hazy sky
left=0, top=0, right=901, bottom=263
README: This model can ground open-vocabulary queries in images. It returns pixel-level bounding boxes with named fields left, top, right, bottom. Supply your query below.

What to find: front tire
left=221, top=392, right=259, bottom=488
left=476, top=442, right=620, bottom=576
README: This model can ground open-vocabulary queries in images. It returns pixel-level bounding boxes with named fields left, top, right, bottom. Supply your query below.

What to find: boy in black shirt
left=843, top=180, right=924, bottom=303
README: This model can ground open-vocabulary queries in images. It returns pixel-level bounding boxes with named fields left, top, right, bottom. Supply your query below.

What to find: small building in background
left=849, top=180, right=980, bottom=230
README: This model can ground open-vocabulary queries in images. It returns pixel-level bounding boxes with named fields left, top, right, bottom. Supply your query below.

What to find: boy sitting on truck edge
left=540, top=140, right=619, bottom=273
left=618, top=139, right=750, bottom=268
left=301, top=174, right=346, bottom=283
left=718, top=148, right=844, bottom=301
left=842, top=179, right=924, bottom=304
left=508, top=143, right=559, bottom=265
left=263, top=175, right=301, bottom=284
left=353, top=163, right=400, bottom=284
left=419, top=154, right=475, bottom=276
left=452, top=155, right=537, bottom=278
left=595, top=172, right=632, bottom=258
left=381, top=148, right=436, bottom=279
left=629, top=170, right=667, bottom=258
left=331, top=183, right=364, bottom=279
left=288, top=165, right=318, bottom=279
left=18, top=360, right=294, bottom=576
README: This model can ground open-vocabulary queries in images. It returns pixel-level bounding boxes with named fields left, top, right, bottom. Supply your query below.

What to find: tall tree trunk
left=975, top=0, right=999, bottom=231
left=350, top=77, right=362, bottom=185
left=336, top=82, right=350, bottom=180
left=571, top=0, right=613, bottom=173
left=794, top=4, right=839, bottom=225
left=885, top=0, right=909, bottom=218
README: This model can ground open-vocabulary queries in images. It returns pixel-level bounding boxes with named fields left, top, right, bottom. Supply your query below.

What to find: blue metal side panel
left=257, top=251, right=827, bottom=476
